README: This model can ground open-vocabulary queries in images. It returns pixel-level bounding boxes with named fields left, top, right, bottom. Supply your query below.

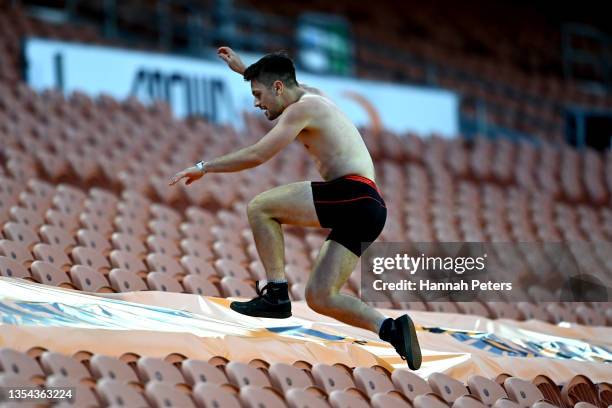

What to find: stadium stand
left=0, top=1, right=611, bottom=407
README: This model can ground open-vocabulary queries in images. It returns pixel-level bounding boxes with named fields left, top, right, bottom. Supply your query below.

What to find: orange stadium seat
left=0, top=255, right=31, bottom=279
left=68, top=265, right=112, bottom=292
left=76, top=229, right=112, bottom=255
left=0, top=239, right=34, bottom=267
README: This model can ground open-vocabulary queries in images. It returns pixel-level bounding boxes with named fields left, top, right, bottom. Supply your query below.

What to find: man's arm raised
left=169, top=103, right=308, bottom=186
left=217, top=46, right=246, bottom=75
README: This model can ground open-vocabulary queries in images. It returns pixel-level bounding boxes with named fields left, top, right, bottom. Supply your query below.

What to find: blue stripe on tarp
left=267, top=325, right=346, bottom=341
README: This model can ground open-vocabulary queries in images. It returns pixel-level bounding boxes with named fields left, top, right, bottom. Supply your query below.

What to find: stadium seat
left=352, top=366, right=395, bottom=397
left=180, top=256, right=218, bottom=279
left=146, top=253, right=185, bottom=277
left=268, top=362, right=314, bottom=392
left=18, top=191, right=50, bottom=216
left=213, top=241, right=249, bottom=264
left=150, top=203, right=182, bottom=226
left=148, top=220, right=181, bottom=241
left=89, top=354, right=140, bottom=382
left=185, top=207, right=216, bottom=227
left=2, top=222, right=40, bottom=250
left=79, top=212, right=113, bottom=237
left=180, top=239, right=214, bottom=260
left=146, top=235, right=181, bottom=258
left=10, top=206, right=45, bottom=230
left=180, top=359, right=228, bottom=386
left=328, top=389, right=370, bottom=408
left=136, top=357, right=186, bottom=385
left=503, top=377, right=545, bottom=407
left=52, top=194, right=83, bottom=218
left=428, top=372, right=469, bottom=404
left=108, top=268, right=148, bottom=292
left=182, top=275, right=221, bottom=296
left=109, top=250, right=148, bottom=276
left=575, top=305, right=606, bottom=326
left=220, top=277, right=257, bottom=298
left=76, top=229, right=112, bottom=255
left=39, top=351, right=91, bottom=380
left=39, top=225, right=75, bottom=253
left=45, top=375, right=100, bottom=407
left=71, top=246, right=111, bottom=273
left=0, top=348, right=45, bottom=380
left=285, top=388, right=331, bottom=408
left=114, top=216, right=148, bottom=238
left=225, top=361, right=271, bottom=388
left=32, top=244, right=72, bottom=271
left=467, top=375, right=507, bottom=406
left=146, top=272, right=184, bottom=292
left=0, top=239, right=34, bottom=267
left=145, top=381, right=196, bottom=408
left=30, top=260, right=73, bottom=287
left=179, top=223, right=213, bottom=243
left=413, top=394, right=450, bottom=408
left=0, top=255, right=31, bottom=279
left=111, top=233, right=147, bottom=257
left=240, top=386, right=287, bottom=408
left=96, top=378, right=149, bottom=407
left=453, top=395, right=488, bottom=408
left=193, top=383, right=241, bottom=408
left=69, top=265, right=112, bottom=292
left=45, top=209, right=79, bottom=233
left=311, top=363, right=355, bottom=393
left=27, top=179, right=55, bottom=204
left=391, top=369, right=433, bottom=402
left=214, top=259, right=252, bottom=280
left=88, top=188, right=118, bottom=214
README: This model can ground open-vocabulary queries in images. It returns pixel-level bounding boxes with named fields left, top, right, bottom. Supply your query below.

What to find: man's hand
left=217, top=46, right=246, bottom=75
left=168, top=166, right=204, bottom=186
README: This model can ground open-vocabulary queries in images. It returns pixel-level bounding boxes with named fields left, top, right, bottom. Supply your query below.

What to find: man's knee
left=247, top=195, right=270, bottom=223
left=305, top=285, right=334, bottom=314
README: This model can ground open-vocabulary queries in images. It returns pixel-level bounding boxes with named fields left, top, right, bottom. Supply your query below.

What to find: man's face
left=251, top=80, right=284, bottom=120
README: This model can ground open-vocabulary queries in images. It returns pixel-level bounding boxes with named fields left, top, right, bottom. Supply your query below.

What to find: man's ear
left=273, top=80, right=284, bottom=96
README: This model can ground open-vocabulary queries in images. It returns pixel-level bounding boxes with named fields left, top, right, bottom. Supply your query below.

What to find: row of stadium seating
left=1, top=173, right=610, bottom=325
left=1, top=346, right=610, bottom=407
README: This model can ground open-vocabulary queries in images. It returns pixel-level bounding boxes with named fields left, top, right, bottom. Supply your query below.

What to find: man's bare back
left=293, top=93, right=376, bottom=182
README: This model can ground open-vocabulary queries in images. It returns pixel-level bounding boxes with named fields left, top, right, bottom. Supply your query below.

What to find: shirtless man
left=170, top=47, right=421, bottom=370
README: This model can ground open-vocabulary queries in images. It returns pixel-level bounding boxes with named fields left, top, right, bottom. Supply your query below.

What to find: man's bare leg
left=246, top=181, right=321, bottom=281
left=305, top=240, right=422, bottom=370
left=305, top=240, right=386, bottom=333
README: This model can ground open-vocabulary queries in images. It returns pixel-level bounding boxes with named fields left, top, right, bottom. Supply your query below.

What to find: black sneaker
left=229, top=281, right=292, bottom=318
left=389, top=315, right=422, bottom=370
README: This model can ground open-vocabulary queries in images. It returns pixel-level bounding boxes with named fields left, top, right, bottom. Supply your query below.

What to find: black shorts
left=311, top=174, right=387, bottom=256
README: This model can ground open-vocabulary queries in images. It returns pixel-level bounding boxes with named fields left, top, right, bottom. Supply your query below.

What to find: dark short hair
left=243, top=52, right=298, bottom=87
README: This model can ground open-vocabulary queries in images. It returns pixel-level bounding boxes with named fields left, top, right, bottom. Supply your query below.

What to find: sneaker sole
left=397, top=315, right=422, bottom=370
left=229, top=302, right=292, bottom=319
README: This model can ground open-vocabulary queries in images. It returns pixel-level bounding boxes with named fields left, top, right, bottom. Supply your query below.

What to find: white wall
left=24, top=38, right=459, bottom=136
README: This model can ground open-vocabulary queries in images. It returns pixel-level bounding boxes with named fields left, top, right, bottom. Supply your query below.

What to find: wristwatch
left=195, top=160, right=207, bottom=173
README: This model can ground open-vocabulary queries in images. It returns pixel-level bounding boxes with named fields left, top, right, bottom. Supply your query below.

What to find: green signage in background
left=297, top=13, right=353, bottom=76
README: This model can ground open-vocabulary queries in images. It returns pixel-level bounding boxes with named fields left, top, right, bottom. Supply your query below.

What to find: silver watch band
left=195, top=160, right=207, bottom=173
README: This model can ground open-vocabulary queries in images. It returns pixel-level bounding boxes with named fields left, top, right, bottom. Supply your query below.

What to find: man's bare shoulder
left=282, top=94, right=329, bottom=121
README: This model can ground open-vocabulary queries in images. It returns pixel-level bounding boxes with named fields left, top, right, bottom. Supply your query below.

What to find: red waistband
left=343, top=174, right=380, bottom=193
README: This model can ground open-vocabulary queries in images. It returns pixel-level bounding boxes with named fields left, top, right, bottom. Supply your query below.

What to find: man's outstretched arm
left=169, top=103, right=308, bottom=185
